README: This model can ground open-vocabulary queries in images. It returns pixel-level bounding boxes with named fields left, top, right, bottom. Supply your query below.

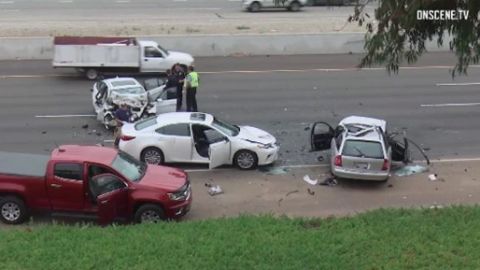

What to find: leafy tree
left=350, top=0, right=480, bottom=76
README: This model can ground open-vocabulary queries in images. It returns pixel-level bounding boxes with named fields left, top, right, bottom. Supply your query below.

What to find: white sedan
left=118, top=112, right=279, bottom=170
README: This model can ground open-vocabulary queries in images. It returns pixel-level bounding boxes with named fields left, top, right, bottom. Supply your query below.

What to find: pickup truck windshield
left=111, top=151, right=146, bottom=182
left=157, top=45, right=169, bottom=56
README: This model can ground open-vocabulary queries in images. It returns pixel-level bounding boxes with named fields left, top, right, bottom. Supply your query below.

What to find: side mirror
left=224, top=137, right=230, bottom=143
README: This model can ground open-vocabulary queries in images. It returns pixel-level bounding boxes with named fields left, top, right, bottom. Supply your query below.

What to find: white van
left=242, top=0, right=308, bottom=12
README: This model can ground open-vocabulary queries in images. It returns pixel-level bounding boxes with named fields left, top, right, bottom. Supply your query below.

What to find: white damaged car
left=118, top=112, right=280, bottom=170
left=92, top=77, right=178, bottom=128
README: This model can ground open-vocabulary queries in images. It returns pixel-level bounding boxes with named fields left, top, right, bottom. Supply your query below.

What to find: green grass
left=2, top=206, right=480, bottom=269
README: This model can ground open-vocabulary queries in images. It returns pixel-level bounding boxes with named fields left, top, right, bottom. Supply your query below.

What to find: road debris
left=41, top=131, right=47, bottom=134
left=428, top=174, right=438, bottom=181
left=81, top=124, right=89, bottom=129
left=387, top=184, right=393, bottom=188
left=307, top=188, right=315, bottom=196
left=394, top=164, right=428, bottom=177
left=208, top=185, right=223, bottom=196
left=304, top=126, right=310, bottom=131
left=303, top=175, right=318, bottom=185
left=286, top=190, right=299, bottom=197
left=320, top=177, right=337, bottom=187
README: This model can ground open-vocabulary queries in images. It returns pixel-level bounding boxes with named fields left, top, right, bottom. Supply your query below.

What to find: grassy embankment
left=1, top=206, right=479, bottom=269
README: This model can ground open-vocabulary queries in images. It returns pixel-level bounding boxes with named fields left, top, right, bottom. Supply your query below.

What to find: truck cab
left=139, top=40, right=194, bottom=73
left=0, top=145, right=192, bottom=225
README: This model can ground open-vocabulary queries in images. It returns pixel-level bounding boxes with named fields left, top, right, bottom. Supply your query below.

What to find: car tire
left=134, top=204, right=165, bottom=223
left=289, top=1, right=301, bottom=11
left=0, top=196, right=28, bottom=225
left=249, top=2, right=261, bottom=12
left=234, top=150, right=258, bottom=170
left=141, top=147, right=165, bottom=165
left=85, top=68, right=99, bottom=80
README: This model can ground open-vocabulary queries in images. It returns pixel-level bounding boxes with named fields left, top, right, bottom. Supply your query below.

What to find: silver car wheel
left=1, top=202, right=21, bottom=222
left=140, top=210, right=161, bottom=223
left=143, top=149, right=162, bottom=164
left=236, top=152, right=255, bottom=169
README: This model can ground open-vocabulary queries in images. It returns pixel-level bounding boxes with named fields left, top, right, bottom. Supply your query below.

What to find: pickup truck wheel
left=234, top=150, right=258, bottom=170
left=85, top=68, right=99, bottom=80
left=141, top=147, right=164, bottom=165
left=0, top=196, right=28, bottom=225
left=249, top=2, right=261, bottom=12
left=289, top=1, right=301, bottom=11
left=134, top=204, right=165, bottom=223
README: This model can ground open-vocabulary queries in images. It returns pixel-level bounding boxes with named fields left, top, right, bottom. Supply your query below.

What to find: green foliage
left=351, top=0, right=480, bottom=76
left=2, top=206, right=480, bottom=269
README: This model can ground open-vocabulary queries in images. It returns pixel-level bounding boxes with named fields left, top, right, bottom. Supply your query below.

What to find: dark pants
left=176, top=85, right=183, bottom=111
left=186, top=87, right=198, bottom=112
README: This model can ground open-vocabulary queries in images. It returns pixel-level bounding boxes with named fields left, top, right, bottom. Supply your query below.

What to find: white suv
left=242, top=0, right=308, bottom=12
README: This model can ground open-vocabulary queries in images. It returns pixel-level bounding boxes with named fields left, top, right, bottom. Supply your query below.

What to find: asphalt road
left=0, top=52, right=479, bottom=168
left=0, top=0, right=373, bottom=20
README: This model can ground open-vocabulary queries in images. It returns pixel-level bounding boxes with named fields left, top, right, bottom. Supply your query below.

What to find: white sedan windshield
left=212, top=117, right=240, bottom=136
left=114, top=86, right=145, bottom=95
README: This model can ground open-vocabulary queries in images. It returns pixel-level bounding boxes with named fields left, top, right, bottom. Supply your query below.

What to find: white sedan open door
left=209, top=139, right=231, bottom=169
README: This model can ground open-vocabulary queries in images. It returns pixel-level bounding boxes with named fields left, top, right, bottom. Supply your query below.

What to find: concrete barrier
left=0, top=33, right=451, bottom=60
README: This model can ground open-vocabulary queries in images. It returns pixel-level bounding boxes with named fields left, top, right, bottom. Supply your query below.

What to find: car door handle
left=50, top=184, right=62, bottom=188
left=100, top=200, right=109, bottom=205
left=144, top=59, right=148, bottom=62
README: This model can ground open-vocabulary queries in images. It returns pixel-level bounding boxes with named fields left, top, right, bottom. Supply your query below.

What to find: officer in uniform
left=185, top=65, right=199, bottom=112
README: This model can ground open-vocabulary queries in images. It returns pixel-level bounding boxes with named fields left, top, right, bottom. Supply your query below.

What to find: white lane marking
left=103, top=139, right=115, bottom=143
left=436, top=82, right=480, bottom=86
left=0, top=1, right=14, bottom=4
left=35, top=114, right=96, bottom=118
left=173, top=0, right=188, bottom=2
left=186, top=164, right=329, bottom=173
left=0, top=74, right=75, bottom=79
left=115, top=0, right=130, bottom=3
left=420, top=103, right=480, bottom=108
left=59, top=0, right=73, bottom=3
left=2, top=64, right=480, bottom=79
left=185, top=157, right=480, bottom=173
left=200, top=65, right=480, bottom=74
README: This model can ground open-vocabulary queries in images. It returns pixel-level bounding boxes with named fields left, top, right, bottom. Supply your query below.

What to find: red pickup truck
left=0, top=145, right=192, bottom=225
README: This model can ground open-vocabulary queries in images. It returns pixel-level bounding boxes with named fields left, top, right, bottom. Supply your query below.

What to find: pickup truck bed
left=0, top=151, right=49, bottom=177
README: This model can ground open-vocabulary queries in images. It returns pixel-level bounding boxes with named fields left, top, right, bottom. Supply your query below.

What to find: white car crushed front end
left=233, top=126, right=280, bottom=166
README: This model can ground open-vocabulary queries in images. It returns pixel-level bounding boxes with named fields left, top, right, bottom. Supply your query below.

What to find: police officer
left=172, top=63, right=186, bottom=111
left=185, top=65, right=199, bottom=112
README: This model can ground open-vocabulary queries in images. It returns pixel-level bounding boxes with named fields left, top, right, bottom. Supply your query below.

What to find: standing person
left=185, top=65, right=199, bottom=112
left=172, top=63, right=186, bottom=111
left=113, top=104, right=132, bottom=148
left=164, top=68, right=177, bottom=89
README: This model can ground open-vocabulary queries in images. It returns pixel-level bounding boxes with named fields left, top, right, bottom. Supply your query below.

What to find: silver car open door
left=310, top=122, right=335, bottom=151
